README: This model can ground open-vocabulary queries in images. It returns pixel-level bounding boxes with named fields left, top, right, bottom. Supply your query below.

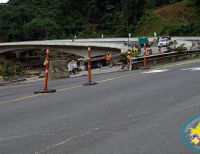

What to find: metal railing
left=131, top=49, right=200, bottom=68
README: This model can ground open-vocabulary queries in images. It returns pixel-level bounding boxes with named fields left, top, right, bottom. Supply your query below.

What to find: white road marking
left=142, top=69, right=168, bottom=74
left=181, top=67, right=200, bottom=71
left=34, top=126, right=104, bottom=154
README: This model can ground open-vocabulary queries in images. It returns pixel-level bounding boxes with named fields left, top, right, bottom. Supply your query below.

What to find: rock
left=49, top=60, right=70, bottom=80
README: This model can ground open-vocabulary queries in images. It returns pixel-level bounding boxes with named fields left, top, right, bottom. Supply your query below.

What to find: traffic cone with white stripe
left=141, top=43, right=150, bottom=69
left=34, top=48, right=56, bottom=94
left=83, top=46, right=97, bottom=86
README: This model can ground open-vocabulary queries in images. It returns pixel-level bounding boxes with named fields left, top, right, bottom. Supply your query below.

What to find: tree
left=0, top=0, right=198, bottom=41
left=22, top=18, right=65, bottom=40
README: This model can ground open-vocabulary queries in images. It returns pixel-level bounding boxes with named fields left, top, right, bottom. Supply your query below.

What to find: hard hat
left=128, top=51, right=131, bottom=55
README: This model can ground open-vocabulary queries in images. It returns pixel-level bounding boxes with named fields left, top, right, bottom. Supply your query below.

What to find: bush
left=1, top=64, right=13, bottom=77
left=1, top=62, right=25, bottom=77
left=162, top=23, right=192, bottom=36
left=191, top=19, right=200, bottom=35
left=184, top=0, right=200, bottom=6
left=120, top=53, right=128, bottom=64
left=15, top=61, right=25, bottom=76
left=136, top=10, right=159, bottom=26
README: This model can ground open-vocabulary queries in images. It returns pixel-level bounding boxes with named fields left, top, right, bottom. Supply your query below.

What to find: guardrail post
left=34, top=48, right=56, bottom=94
left=83, top=46, right=97, bottom=86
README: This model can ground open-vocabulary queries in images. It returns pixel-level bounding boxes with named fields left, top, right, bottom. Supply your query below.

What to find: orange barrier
left=142, top=43, right=150, bottom=69
left=83, top=46, right=97, bottom=86
left=34, top=48, right=56, bottom=94
left=144, top=43, right=147, bottom=67
left=44, top=48, right=49, bottom=90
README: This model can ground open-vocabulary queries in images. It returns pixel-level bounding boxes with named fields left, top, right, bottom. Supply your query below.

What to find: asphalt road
left=1, top=60, right=200, bottom=154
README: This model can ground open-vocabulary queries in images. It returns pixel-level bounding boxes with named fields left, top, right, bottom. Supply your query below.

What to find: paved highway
left=1, top=60, right=200, bottom=154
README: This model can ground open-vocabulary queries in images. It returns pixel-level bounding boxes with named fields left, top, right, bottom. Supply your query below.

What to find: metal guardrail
left=131, top=49, right=200, bottom=68
left=86, top=48, right=200, bottom=69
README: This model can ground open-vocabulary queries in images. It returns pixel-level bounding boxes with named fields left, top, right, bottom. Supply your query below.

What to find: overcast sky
left=0, top=0, right=8, bottom=3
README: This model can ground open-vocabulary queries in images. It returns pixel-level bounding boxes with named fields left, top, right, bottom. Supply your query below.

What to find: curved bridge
left=0, top=40, right=128, bottom=58
left=0, top=37, right=197, bottom=58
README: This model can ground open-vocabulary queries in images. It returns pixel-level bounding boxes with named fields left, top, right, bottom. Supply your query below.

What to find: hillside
left=134, top=1, right=200, bottom=36
left=153, top=2, right=195, bottom=22
left=0, top=0, right=199, bottom=42
left=0, top=0, right=147, bottom=41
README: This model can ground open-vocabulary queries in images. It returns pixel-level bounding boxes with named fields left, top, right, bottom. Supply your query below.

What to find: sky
left=0, top=0, right=8, bottom=3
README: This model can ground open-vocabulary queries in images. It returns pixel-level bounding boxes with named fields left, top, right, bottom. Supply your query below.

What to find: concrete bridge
left=0, top=39, right=130, bottom=58
left=0, top=37, right=197, bottom=58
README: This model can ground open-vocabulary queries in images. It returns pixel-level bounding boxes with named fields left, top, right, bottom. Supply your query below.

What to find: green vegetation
left=134, top=10, right=173, bottom=36
left=1, top=65, right=13, bottom=77
left=135, top=0, right=200, bottom=36
left=1, top=62, right=25, bottom=77
left=0, top=0, right=199, bottom=42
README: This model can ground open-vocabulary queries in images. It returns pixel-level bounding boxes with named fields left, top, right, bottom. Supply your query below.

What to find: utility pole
left=128, top=33, right=131, bottom=50
left=125, top=0, right=129, bottom=34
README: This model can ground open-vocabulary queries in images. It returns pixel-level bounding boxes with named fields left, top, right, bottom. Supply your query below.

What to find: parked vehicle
left=158, top=36, right=172, bottom=47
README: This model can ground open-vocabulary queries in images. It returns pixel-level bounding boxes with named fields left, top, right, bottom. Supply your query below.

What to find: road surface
left=1, top=60, right=200, bottom=154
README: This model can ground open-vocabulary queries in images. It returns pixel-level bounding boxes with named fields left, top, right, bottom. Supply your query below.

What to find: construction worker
left=105, top=52, right=111, bottom=66
left=130, top=48, right=133, bottom=54
left=127, top=51, right=131, bottom=70
left=148, top=48, right=152, bottom=55
left=133, top=46, right=138, bottom=53
left=148, top=42, right=151, bottom=49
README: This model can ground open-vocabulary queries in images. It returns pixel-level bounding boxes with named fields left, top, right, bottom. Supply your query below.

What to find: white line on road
left=142, top=69, right=169, bottom=74
left=181, top=67, right=200, bottom=71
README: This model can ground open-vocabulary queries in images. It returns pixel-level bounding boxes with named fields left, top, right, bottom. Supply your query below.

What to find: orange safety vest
left=106, top=54, right=111, bottom=61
